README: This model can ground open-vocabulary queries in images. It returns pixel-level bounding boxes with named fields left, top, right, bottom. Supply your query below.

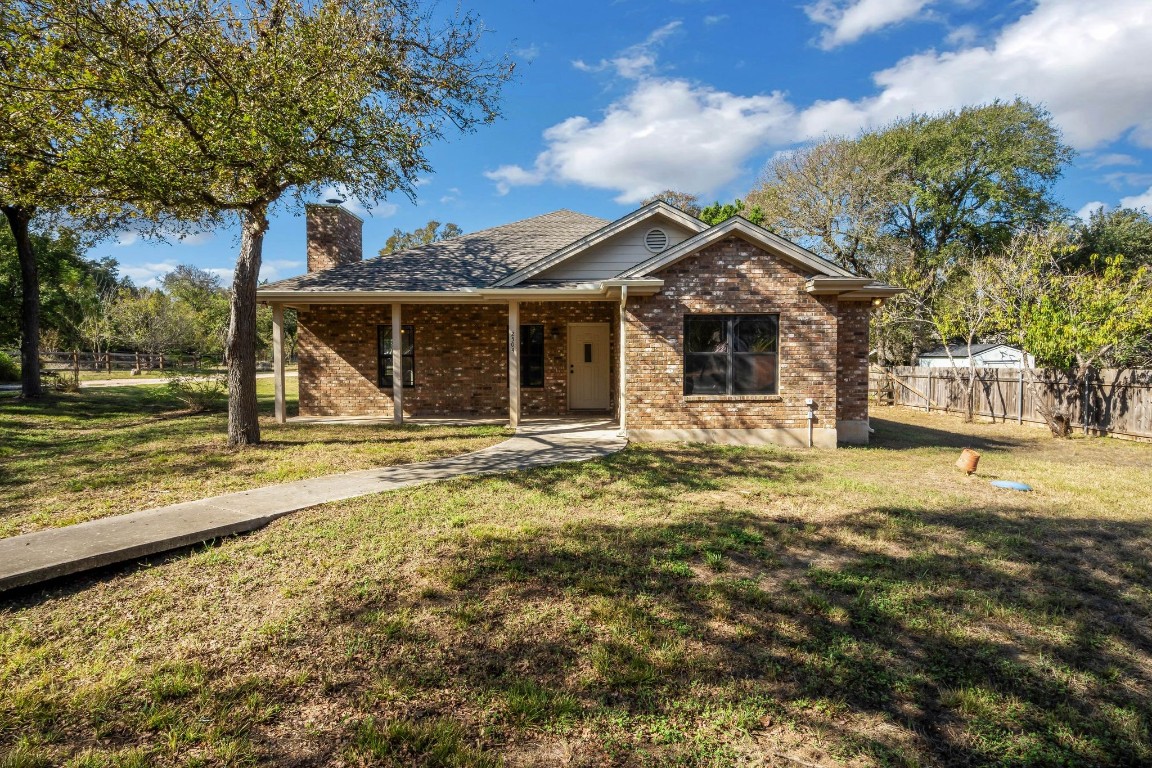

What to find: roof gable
left=919, top=343, right=1019, bottom=358
left=493, top=201, right=707, bottom=287
left=619, top=216, right=857, bottom=279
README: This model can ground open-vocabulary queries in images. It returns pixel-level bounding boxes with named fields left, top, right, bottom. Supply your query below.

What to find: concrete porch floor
left=287, top=414, right=620, bottom=439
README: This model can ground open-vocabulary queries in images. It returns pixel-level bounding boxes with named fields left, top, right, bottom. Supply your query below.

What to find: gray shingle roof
left=263, top=210, right=610, bottom=292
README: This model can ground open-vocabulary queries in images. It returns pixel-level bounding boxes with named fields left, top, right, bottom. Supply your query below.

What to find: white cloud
left=805, top=0, right=933, bottom=49
left=115, top=232, right=139, bottom=248
left=173, top=231, right=213, bottom=246
left=1076, top=201, right=1107, bottom=220
left=1120, top=187, right=1152, bottom=211
left=944, top=23, right=979, bottom=47
left=120, top=260, right=181, bottom=289
left=1104, top=171, right=1152, bottom=189
left=797, top=0, right=1152, bottom=149
left=258, top=259, right=304, bottom=282
left=486, top=78, right=794, bottom=203
left=514, top=44, right=541, bottom=62
left=319, top=186, right=398, bottom=219
left=703, top=14, right=729, bottom=26
left=571, top=21, right=682, bottom=79
left=1088, top=153, right=1139, bottom=169
left=490, top=2, right=1152, bottom=202
left=485, top=164, right=547, bottom=195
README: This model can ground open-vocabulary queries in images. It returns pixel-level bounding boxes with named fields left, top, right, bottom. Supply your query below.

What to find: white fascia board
left=805, top=277, right=875, bottom=294
left=492, top=201, right=708, bottom=287
left=619, top=216, right=858, bottom=279
left=837, top=285, right=905, bottom=300
left=256, top=286, right=627, bottom=304
left=256, top=289, right=487, bottom=304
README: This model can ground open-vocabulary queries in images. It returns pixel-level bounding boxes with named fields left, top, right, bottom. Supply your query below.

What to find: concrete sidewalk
left=0, top=420, right=624, bottom=592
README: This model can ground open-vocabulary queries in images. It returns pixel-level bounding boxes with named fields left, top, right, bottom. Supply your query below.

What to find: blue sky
left=98, top=0, right=1152, bottom=288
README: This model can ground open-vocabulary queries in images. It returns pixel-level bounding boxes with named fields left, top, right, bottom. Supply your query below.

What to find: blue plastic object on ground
left=991, top=480, right=1033, bottom=492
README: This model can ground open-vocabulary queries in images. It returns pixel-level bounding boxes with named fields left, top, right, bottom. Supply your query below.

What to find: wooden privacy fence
left=870, top=366, right=1152, bottom=441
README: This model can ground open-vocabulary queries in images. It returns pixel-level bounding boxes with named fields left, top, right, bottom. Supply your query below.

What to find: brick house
left=257, top=201, right=899, bottom=447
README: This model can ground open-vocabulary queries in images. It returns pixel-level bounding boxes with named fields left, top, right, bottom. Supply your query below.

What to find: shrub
left=165, top=372, right=227, bottom=412
left=0, top=351, right=19, bottom=382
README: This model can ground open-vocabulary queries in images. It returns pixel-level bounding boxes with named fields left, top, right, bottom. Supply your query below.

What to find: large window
left=520, top=324, right=545, bottom=388
left=684, top=315, right=778, bottom=395
left=377, top=324, right=414, bottom=388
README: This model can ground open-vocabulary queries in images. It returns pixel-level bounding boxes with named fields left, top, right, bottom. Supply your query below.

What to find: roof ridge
left=362, top=209, right=609, bottom=264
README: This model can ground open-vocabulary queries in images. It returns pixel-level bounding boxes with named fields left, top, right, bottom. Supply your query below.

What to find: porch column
left=391, top=302, right=403, bottom=424
left=618, top=287, right=628, bottom=437
left=508, top=300, right=520, bottom=429
left=272, top=303, right=286, bottom=424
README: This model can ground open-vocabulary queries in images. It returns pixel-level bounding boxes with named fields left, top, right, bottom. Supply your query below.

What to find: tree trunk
left=226, top=206, right=269, bottom=447
left=2, top=206, right=42, bottom=398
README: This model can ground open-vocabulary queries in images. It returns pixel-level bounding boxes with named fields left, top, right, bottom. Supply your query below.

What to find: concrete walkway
left=0, top=419, right=625, bottom=592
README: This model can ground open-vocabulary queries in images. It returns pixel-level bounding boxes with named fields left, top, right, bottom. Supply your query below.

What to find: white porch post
left=272, top=303, right=286, bottom=424
left=391, top=302, right=403, bottom=424
left=508, top=301, right=520, bottom=429
left=618, top=286, right=628, bottom=437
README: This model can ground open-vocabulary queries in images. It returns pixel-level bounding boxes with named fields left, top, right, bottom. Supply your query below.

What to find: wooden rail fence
left=4, top=350, right=294, bottom=374
left=870, top=366, right=1152, bottom=441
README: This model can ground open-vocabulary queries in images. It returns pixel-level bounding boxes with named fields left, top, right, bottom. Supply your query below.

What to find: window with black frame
left=684, top=315, right=778, bottom=395
left=377, top=324, right=415, bottom=388
left=520, top=324, right=545, bottom=387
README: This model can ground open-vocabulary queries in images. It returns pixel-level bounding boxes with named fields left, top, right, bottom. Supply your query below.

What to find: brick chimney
left=306, top=203, right=363, bottom=272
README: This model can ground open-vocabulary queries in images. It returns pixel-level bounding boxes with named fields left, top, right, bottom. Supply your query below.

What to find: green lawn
left=2, top=405, right=1151, bottom=767
left=0, top=379, right=507, bottom=538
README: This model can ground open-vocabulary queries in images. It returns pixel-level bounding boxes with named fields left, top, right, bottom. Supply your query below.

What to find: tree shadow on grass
left=5, top=447, right=1152, bottom=767
left=458, top=514, right=1142, bottom=763
left=869, top=414, right=1029, bottom=452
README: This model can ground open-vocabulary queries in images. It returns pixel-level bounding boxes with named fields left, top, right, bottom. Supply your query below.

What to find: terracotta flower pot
left=956, top=448, right=980, bottom=475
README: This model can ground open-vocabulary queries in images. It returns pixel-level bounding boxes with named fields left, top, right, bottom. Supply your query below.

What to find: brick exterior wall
left=624, top=236, right=842, bottom=433
left=306, top=204, right=363, bottom=273
left=297, top=301, right=615, bottom=418
left=836, top=301, right=872, bottom=424
left=294, top=235, right=875, bottom=440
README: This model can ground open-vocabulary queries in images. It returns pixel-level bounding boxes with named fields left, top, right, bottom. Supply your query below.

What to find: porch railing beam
left=392, top=302, right=403, bottom=424
left=508, top=301, right=520, bottom=429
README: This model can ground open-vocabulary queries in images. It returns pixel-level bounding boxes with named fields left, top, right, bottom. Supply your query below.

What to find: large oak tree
left=750, top=100, right=1073, bottom=363
left=40, top=0, right=510, bottom=445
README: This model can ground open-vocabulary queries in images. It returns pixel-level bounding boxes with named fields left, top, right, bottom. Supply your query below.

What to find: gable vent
left=644, top=228, right=669, bottom=253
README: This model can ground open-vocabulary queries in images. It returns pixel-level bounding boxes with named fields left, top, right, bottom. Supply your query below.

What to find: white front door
left=568, top=323, right=611, bottom=410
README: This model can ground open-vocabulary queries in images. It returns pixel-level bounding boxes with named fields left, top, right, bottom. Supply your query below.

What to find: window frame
left=520, top=323, right=545, bottom=388
left=683, top=314, right=780, bottom=396
left=377, top=324, right=415, bottom=389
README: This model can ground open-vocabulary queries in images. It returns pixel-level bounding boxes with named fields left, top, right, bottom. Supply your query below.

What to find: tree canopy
left=750, top=99, right=1075, bottom=363
left=379, top=220, right=463, bottom=256
left=640, top=190, right=702, bottom=217
left=17, top=0, right=511, bottom=444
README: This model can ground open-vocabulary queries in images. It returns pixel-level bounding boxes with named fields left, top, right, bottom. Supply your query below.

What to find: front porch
left=269, top=298, right=630, bottom=429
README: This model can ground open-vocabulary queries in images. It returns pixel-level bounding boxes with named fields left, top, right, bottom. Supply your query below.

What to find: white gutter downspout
left=618, top=286, right=628, bottom=438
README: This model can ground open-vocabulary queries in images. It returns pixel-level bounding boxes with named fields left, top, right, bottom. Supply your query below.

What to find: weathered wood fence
left=4, top=350, right=293, bottom=374
left=7, top=350, right=223, bottom=373
left=870, top=366, right=1152, bottom=441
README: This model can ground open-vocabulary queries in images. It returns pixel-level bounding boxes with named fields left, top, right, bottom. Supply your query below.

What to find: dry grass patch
left=0, top=380, right=507, bottom=537
left=1, top=407, right=1151, bottom=766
